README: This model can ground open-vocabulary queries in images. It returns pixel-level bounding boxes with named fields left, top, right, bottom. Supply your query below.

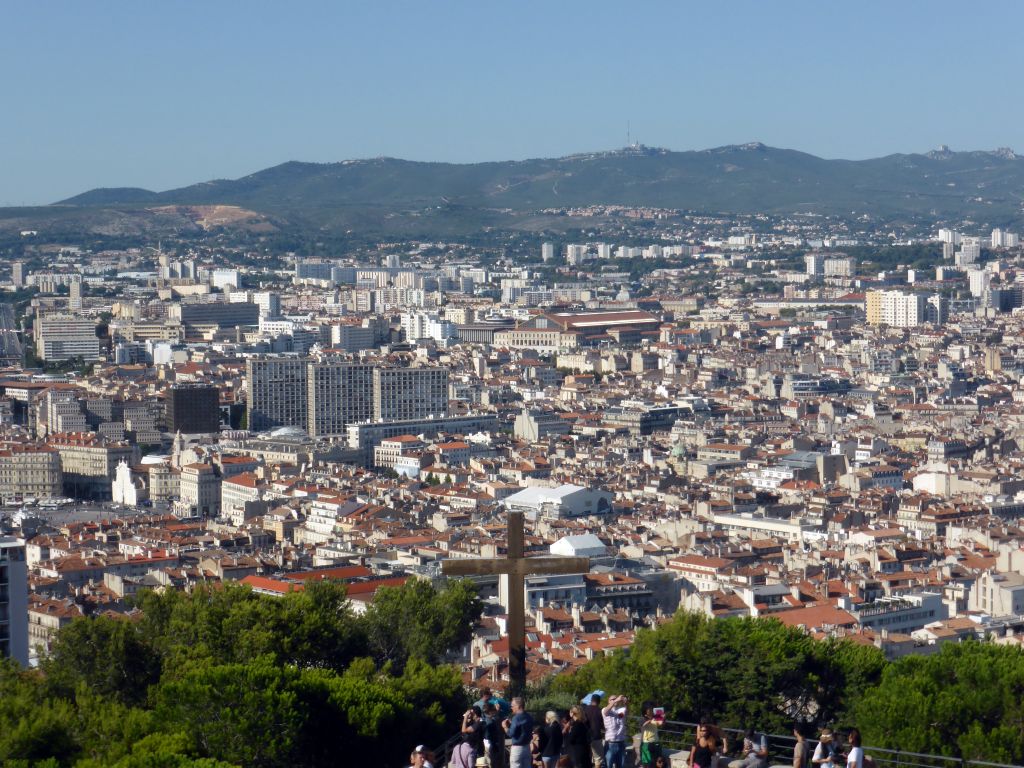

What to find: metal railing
left=429, top=717, right=1022, bottom=768
left=642, top=719, right=1022, bottom=768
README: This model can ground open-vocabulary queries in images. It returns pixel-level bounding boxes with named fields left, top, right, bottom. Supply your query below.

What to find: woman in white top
left=845, top=729, right=863, bottom=768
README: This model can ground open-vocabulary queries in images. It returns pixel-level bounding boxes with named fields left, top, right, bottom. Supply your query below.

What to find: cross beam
left=442, top=510, right=589, bottom=696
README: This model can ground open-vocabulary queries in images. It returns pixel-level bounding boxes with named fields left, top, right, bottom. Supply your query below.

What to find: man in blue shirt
left=503, top=696, right=534, bottom=768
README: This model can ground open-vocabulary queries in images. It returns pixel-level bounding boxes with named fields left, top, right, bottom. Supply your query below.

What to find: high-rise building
left=956, top=238, right=981, bottom=267
left=0, top=537, right=28, bottom=666
left=169, top=302, right=259, bottom=330
left=45, top=390, right=88, bottom=435
left=384, top=253, right=402, bottom=269
left=34, top=314, right=100, bottom=362
left=373, top=367, right=448, bottom=421
left=865, top=290, right=927, bottom=328
left=11, top=262, right=24, bottom=288
left=246, top=357, right=309, bottom=432
left=805, top=253, right=824, bottom=276
left=253, top=292, right=281, bottom=319
left=824, top=256, right=856, bottom=277
left=306, top=361, right=373, bottom=437
left=541, top=242, right=555, bottom=262
left=566, top=244, right=588, bottom=266
left=968, top=268, right=992, bottom=298
left=68, top=277, right=83, bottom=311
left=294, top=260, right=334, bottom=282
left=330, top=325, right=376, bottom=353
left=926, top=294, right=949, bottom=325
left=167, top=384, right=221, bottom=434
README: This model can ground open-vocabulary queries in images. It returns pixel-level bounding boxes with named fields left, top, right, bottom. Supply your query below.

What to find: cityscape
left=3, top=3, right=1024, bottom=768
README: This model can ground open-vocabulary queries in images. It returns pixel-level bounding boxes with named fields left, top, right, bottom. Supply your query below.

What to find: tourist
left=504, top=697, right=535, bottom=768
left=532, top=724, right=545, bottom=768
left=542, top=711, right=564, bottom=768
left=582, top=691, right=605, bottom=768
left=477, top=685, right=512, bottom=719
left=691, top=726, right=718, bottom=768
left=638, top=702, right=663, bottom=768
left=566, top=705, right=592, bottom=768
left=687, top=722, right=718, bottom=768
left=729, top=728, right=769, bottom=768
left=654, top=757, right=670, bottom=768
left=462, top=705, right=486, bottom=761
left=411, top=745, right=436, bottom=768
left=845, top=730, right=863, bottom=768
left=772, top=723, right=810, bottom=768
left=452, top=741, right=476, bottom=768
left=483, top=701, right=507, bottom=768
left=601, top=694, right=629, bottom=768
left=811, top=729, right=836, bottom=768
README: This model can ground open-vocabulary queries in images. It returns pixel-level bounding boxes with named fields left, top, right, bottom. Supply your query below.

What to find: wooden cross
left=442, top=510, right=590, bottom=695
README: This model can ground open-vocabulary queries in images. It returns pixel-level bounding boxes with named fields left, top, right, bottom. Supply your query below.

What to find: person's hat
left=414, top=745, right=428, bottom=753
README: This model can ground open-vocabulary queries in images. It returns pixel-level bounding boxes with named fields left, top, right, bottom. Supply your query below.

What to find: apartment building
left=0, top=536, right=28, bottom=666
left=306, top=361, right=373, bottom=438
left=246, top=356, right=309, bottom=432
left=0, top=445, right=62, bottom=499
left=373, top=367, right=448, bottom=421
left=34, top=314, right=100, bottom=362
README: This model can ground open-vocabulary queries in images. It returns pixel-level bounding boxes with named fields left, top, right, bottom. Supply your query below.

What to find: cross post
left=442, top=510, right=590, bottom=696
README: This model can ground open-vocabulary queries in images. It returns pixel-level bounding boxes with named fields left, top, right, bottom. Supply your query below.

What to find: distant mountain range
left=15, top=144, right=1024, bottom=237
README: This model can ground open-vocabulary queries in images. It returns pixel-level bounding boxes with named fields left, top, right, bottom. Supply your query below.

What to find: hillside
left=57, top=144, right=1024, bottom=225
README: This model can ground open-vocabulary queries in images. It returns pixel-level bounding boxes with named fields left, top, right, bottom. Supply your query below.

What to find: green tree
left=154, top=657, right=304, bottom=768
left=44, top=615, right=162, bottom=706
left=855, top=641, right=1024, bottom=763
left=363, top=578, right=481, bottom=671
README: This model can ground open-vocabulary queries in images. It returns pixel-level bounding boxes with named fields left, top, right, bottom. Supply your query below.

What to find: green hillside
left=59, top=144, right=1024, bottom=224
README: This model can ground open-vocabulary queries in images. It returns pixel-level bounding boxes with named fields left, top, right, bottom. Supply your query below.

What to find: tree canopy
left=0, top=578, right=478, bottom=768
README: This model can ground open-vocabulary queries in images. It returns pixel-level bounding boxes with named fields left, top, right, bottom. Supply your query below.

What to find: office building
left=330, top=324, right=376, bottom=352
left=34, top=314, right=100, bottom=362
left=167, top=384, right=221, bottom=434
left=246, top=357, right=309, bottom=432
left=170, top=302, right=259, bottom=330
left=373, top=367, right=448, bottom=421
left=0, top=537, right=28, bottom=666
left=306, top=361, right=373, bottom=438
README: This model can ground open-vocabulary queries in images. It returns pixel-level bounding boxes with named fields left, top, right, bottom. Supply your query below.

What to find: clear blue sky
left=2, top=1, right=1022, bottom=205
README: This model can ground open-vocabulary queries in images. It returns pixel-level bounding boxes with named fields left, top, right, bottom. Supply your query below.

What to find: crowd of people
left=410, top=690, right=872, bottom=768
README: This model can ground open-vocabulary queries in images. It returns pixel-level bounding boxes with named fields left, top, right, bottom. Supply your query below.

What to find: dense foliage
left=550, top=612, right=1024, bottom=764
left=8, top=587, right=1024, bottom=766
left=0, top=579, right=480, bottom=768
